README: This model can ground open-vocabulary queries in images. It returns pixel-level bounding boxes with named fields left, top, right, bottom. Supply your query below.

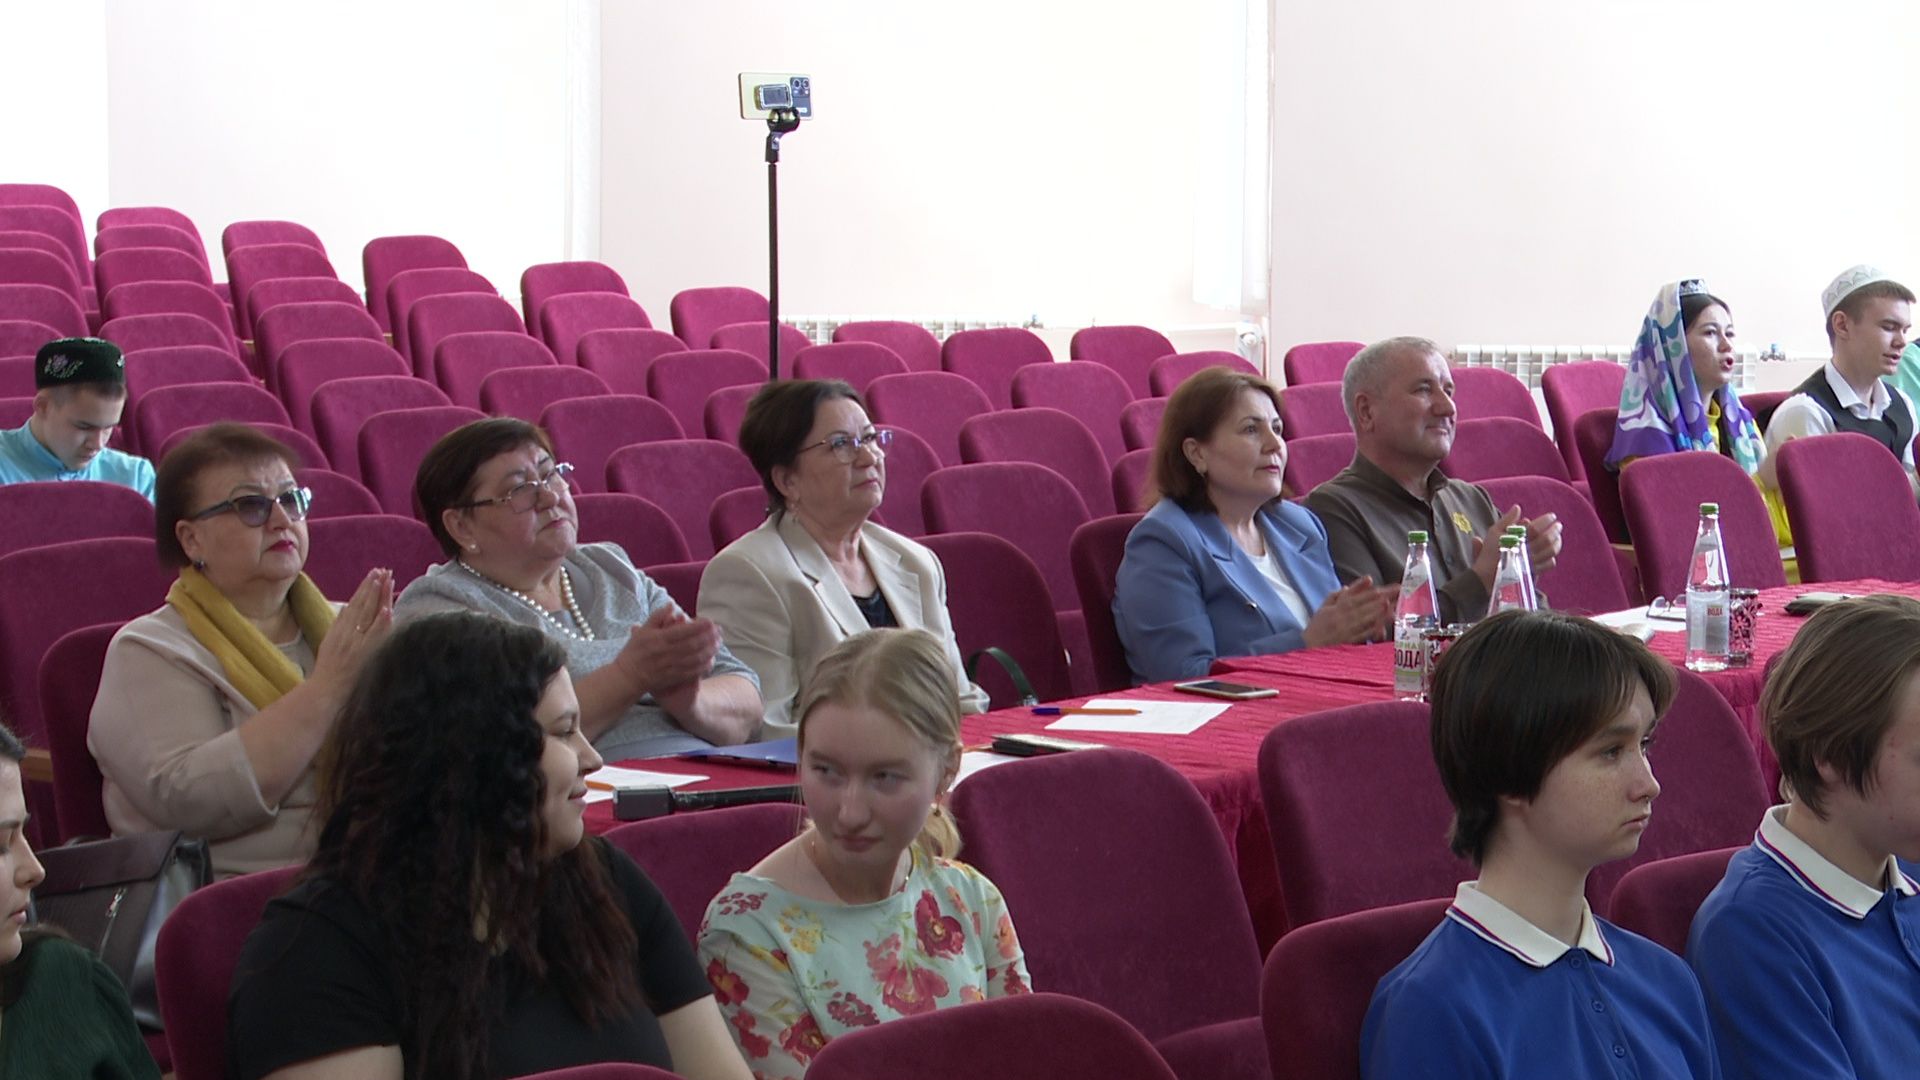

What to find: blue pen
left=1031, top=705, right=1141, bottom=716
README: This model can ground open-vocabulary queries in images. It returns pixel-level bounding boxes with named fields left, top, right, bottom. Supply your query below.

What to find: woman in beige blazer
left=699, top=380, right=988, bottom=737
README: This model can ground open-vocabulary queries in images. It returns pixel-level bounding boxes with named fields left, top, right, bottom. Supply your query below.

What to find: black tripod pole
left=764, top=108, right=800, bottom=382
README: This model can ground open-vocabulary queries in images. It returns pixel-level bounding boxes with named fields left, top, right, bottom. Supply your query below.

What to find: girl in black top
left=227, top=612, right=751, bottom=1080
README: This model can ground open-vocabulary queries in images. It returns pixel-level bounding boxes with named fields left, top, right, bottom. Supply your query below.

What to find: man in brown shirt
left=1302, top=336, right=1561, bottom=623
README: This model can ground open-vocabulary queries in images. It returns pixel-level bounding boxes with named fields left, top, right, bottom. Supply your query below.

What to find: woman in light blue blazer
left=1114, top=367, right=1394, bottom=683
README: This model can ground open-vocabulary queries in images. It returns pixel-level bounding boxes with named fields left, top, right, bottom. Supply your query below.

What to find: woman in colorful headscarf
left=1607, top=279, right=1791, bottom=543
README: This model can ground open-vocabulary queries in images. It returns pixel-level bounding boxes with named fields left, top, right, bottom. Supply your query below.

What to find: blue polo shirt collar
left=1445, top=881, right=1613, bottom=969
left=1756, top=803, right=1919, bottom=920
left=2, top=421, right=76, bottom=475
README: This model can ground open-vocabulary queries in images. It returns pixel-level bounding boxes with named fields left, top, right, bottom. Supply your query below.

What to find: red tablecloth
left=589, top=577, right=1920, bottom=953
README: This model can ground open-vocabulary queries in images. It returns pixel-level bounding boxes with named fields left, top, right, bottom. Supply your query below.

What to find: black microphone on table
left=612, top=784, right=800, bottom=821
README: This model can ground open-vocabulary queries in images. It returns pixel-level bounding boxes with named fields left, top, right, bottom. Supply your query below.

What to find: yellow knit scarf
left=166, top=568, right=337, bottom=709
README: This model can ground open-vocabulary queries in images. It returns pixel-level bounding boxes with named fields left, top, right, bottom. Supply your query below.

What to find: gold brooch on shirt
left=1451, top=511, right=1473, bottom=534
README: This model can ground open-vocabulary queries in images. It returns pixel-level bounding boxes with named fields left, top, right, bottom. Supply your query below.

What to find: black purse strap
left=965, top=646, right=1038, bottom=707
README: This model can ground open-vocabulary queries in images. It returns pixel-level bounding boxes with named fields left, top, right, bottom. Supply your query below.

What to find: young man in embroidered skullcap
left=1759, top=265, right=1917, bottom=497
left=1688, top=595, right=1920, bottom=1078
left=1362, top=609, right=1718, bottom=1078
left=0, top=337, right=155, bottom=499
left=1303, top=336, right=1561, bottom=623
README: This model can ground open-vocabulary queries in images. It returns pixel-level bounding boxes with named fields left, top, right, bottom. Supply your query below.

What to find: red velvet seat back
left=407, top=291, right=525, bottom=381
left=39, top=622, right=121, bottom=841
left=480, top=365, right=608, bottom=423
left=1620, top=450, right=1786, bottom=600
left=950, top=750, right=1260, bottom=1042
left=603, top=803, right=802, bottom=944
left=1606, top=847, right=1741, bottom=955
left=708, top=485, right=770, bottom=551
left=792, top=341, right=907, bottom=393
left=302, top=514, right=447, bottom=595
left=1440, top=415, right=1570, bottom=483
left=941, top=327, right=1051, bottom=410
left=435, top=330, right=557, bottom=409
left=1281, top=340, right=1363, bottom=386
left=872, top=426, right=940, bottom=538
left=521, top=261, right=629, bottom=344
left=604, top=440, right=758, bottom=561
left=1777, top=431, right=1920, bottom=582
left=576, top=328, right=690, bottom=397
left=1541, top=360, right=1625, bottom=482
left=540, top=291, right=651, bottom=366
left=1574, top=406, right=1630, bottom=542
left=921, top=462, right=1088, bottom=617
left=831, top=320, right=940, bottom=373
left=1260, top=897, right=1452, bottom=1080
left=709, top=321, right=810, bottom=371
left=1280, top=431, right=1354, bottom=497
left=667, top=285, right=764, bottom=352
left=1110, top=448, right=1154, bottom=514
left=310, top=376, right=451, bottom=480
left=1120, top=397, right=1168, bottom=452
left=134, top=383, right=289, bottom=458
left=540, top=395, right=684, bottom=494
left=960, top=407, right=1116, bottom=517
left=356, top=405, right=487, bottom=515
left=157, top=865, right=304, bottom=1080
left=362, top=234, right=466, bottom=332
left=810, top=993, right=1179, bottom=1080
left=572, top=492, right=690, bottom=568
left=386, top=266, right=494, bottom=361
left=1070, top=512, right=1144, bottom=694
left=1149, top=351, right=1256, bottom=397
left=866, top=371, right=993, bottom=467
left=254, top=300, right=382, bottom=386
left=275, top=339, right=409, bottom=434
left=918, top=531, right=1073, bottom=706
left=1450, top=366, right=1542, bottom=427
left=1478, top=475, right=1631, bottom=614
left=645, top=349, right=765, bottom=440
left=1069, top=325, right=1174, bottom=399
left=224, top=242, right=337, bottom=340
left=1276, top=381, right=1350, bottom=439
left=0, top=481, right=154, bottom=559
left=99, top=312, right=230, bottom=359
left=1259, top=700, right=1468, bottom=929
left=702, top=383, right=759, bottom=445
left=0, top=282, right=85, bottom=337
left=1011, top=361, right=1133, bottom=465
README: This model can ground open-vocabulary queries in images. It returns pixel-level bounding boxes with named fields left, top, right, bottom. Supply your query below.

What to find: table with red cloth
left=587, top=577, right=1917, bottom=953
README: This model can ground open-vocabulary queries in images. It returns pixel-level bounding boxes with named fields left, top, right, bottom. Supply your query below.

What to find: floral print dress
left=698, top=847, right=1031, bottom=1079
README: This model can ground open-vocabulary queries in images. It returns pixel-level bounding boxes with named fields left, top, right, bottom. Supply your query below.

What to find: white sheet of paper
left=1043, top=698, right=1229, bottom=736
left=584, top=765, right=710, bottom=804
left=954, top=750, right=1021, bottom=786
left=1589, top=606, right=1683, bottom=635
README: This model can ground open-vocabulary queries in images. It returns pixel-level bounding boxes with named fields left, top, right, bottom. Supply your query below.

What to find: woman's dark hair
left=414, top=418, right=556, bottom=556
left=1681, top=291, right=1730, bottom=331
left=153, top=423, right=301, bottom=568
left=1428, top=609, right=1676, bottom=865
left=1149, top=366, right=1284, bottom=512
left=737, top=378, right=864, bottom=512
left=307, top=613, right=638, bottom=1080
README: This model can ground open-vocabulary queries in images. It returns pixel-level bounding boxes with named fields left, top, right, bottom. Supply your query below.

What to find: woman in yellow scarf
left=90, top=423, right=392, bottom=877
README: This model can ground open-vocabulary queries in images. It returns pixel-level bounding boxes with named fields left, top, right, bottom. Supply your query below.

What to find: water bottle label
left=1687, top=595, right=1729, bottom=652
left=1393, top=625, right=1426, bottom=695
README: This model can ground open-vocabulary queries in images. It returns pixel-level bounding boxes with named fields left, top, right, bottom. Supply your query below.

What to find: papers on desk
left=583, top=765, right=709, bottom=804
left=1043, top=698, right=1229, bottom=736
left=1588, top=606, right=1683, bottom=639
left=955, top=750, right=1022, bottom=785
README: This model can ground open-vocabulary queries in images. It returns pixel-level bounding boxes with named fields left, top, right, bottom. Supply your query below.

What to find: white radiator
left=784, top=315, right=1037, bottom=346
left=1450, top=344, right=1769, bottom=391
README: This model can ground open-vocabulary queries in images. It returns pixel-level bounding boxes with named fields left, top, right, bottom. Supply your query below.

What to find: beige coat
left=89, top=604, right=327, bottom=878
left=698, top=514, right=989, bottom=737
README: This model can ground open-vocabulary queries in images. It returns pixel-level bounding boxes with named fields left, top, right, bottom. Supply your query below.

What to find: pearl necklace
left=458, top=562, right=597, bottom=641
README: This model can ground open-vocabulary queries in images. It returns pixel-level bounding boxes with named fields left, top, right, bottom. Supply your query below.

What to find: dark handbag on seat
left=32, top=829, right=212, bottom=1030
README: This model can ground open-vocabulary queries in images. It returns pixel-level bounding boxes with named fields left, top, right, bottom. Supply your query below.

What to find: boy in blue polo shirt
left=1688, top=595, right=1920, bottom=1078
left=0, top=336, right=155, bottom=499
left=1362, top=609, right=1719, bottom=1078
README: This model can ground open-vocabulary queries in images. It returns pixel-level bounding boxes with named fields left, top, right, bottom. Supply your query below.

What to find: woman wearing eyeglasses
left=396, top=418, right=762, bottom=759
left=91, top=423, right=394, bottom=878
left=698, top=380, right=987, bottom=736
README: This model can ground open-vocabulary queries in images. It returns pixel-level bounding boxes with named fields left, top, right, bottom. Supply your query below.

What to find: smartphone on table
left=1172, top=679, right=1278, bottom=700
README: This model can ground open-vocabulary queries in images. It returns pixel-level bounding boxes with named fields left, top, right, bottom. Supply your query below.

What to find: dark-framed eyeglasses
left=799, top=428, right=892, bottom=465
left=454, top=462, right=576, bottom=513
left=189, top=487, right=313, bottom=527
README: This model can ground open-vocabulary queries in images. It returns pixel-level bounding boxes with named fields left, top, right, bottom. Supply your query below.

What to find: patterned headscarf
left=1607, top=280, right=1766, bottom=475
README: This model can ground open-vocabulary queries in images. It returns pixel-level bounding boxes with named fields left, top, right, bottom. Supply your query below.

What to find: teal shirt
left=1893, top=343, right=1920, bottom=409
left=0, top=935, right=160, bottom=1079
left=0, top=421, right=155, bottom=500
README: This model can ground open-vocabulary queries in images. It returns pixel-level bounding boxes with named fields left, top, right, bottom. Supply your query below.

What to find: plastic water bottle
left=1504, top=524, right=1536, bottom=609
left=1394, top=531, right=1438, bottom=700
left=1490, top=535, right=1532, bottom=613
left=1685, top=502, right=1730, bottom=672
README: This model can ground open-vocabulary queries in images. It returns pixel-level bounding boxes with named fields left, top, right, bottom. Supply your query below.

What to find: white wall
left=101, top=0, right=586, bottom=300
left=599, top=0, right=1257, bottom=338
left=1270, top=0, right=1920, bottom=361
left=0, top=1, right=111, bottom=221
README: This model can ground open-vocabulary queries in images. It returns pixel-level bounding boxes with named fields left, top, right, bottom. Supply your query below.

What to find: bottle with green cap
left=1504, top=524, right=1536, bottom=609
left=1490, top=535, right=1532, bottom=613
left=1685, top=501, right=1730, bottom=672
left=1393, top=530, right=1437, bottom=699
